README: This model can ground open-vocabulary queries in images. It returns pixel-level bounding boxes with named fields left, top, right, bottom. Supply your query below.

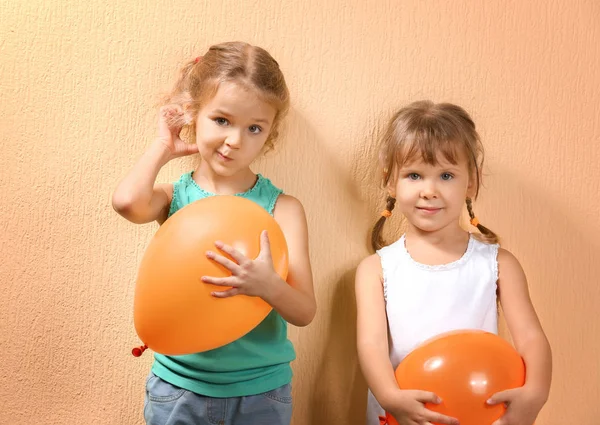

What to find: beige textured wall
left=1, top=1, right=599, bottom=424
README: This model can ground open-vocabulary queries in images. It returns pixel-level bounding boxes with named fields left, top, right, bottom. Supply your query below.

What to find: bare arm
left=355, top=254, right=398, bottom=406
left=202, top=195, right=316, bottom=326
left=112, top=142, right=174, bottom=224
left=112, top=105, right=199, bottom=225
left=355, top=255, right=458, bottom=425
left=498, top=248, right=552, bottom=403
left=266, top=194, right=316, bottom=327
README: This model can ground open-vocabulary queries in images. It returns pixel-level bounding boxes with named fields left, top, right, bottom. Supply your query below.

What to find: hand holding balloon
left=203, top=230, right=282, bottom=299
left=487, top=386, right=543, bottom=425
left=383, top=389, right=459, bottom=425
left=133, top=196, right=289, bottom=355
left=386, top=331, right=526, bottom=425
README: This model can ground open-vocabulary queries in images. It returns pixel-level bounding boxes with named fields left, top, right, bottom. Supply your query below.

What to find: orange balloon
left=386, top=330, right=525, bottom=425
left=133, top=196, right=289, bottom=355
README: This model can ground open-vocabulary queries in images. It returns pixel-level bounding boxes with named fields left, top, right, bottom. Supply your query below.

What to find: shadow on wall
left=254, top=108, right=366, bottom=213
left=481, top=164, right=600, bottom=422
left=301, top=111, right=390, bottom=425
left=309, top=268, right=368, bottom=425
left=254, top=109, right=371, bottom=424
left=349, top=111, right=409, bottom=246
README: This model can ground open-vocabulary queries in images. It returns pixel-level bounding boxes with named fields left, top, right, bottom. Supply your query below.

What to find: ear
left=466, top=170, right=479, bottom=199
left=466, top=182, right=476, bottom=199
left=182, top=102, right=196, bottom=126
left=380, top=153, right=397, bottom=198
left=386, top=173, right=397, bottom=198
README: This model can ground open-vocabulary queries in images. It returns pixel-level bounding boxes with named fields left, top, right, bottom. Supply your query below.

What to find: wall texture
left=1, top=0, right=598, bottom=424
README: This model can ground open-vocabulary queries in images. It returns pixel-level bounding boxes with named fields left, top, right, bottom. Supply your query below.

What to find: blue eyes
left=214, top=118, right=262, bottom=134
left=406, top=173, right=454, bottom=181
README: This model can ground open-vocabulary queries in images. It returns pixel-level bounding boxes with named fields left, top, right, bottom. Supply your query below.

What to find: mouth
left=416, top=207, right=442, bottom=214
left=216, top=151, right=232, bottom=161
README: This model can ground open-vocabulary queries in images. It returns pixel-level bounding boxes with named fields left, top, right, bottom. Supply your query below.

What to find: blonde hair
left=162, top=41, right=290, bottom=151
left=371, top=100, right=498, bottom=250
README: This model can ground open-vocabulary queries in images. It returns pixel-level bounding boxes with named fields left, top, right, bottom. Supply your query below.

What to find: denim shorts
left=144, top=372, right=292, bottom=425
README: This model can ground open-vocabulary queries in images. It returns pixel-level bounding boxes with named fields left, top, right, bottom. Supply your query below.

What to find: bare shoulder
left=273, top=194, right=305, bottom=218
left=496, top=247, right=529, bottom=297
left=355, top=254, right=385, bottom=314
left=498, top=247, right=520, bottom=264
left=497, top=247, right=526, bottom=277
left=356, top=254, right=383, bottom=285
left=272, top=194, right=307, bottom=232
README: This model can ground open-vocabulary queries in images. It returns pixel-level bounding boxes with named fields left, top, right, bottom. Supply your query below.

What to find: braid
left=371, top=196, right=397, bottom=251
left=465, top=198, right=499, bottom=244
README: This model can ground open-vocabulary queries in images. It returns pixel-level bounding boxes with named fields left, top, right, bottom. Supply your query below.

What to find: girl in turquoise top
left=113, top=41, right=316, bottom=425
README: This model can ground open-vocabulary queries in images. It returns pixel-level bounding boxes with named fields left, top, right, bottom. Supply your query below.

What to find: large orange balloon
left=386, top=330, right=525, bottom=425
left=134, top=195, right=289, bottom=355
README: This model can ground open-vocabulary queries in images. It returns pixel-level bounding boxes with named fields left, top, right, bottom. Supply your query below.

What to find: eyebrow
left=212, top=109, right=271, bottom=125
left=400, top=165, right=463, bottom=173
left=438, top=166, right=462, bottom=172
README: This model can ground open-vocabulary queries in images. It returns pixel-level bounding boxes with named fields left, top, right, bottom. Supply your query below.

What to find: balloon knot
left=132, top=344, right=148, bottom=357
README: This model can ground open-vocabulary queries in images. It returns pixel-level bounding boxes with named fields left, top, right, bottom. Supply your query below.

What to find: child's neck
left=403, top=224, right=471, bottom=266
left=192, top=164, right=257, bottom=196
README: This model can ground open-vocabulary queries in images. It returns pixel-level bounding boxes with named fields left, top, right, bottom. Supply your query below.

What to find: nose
left=225, top=130, right=243, bottom=149
left=420, top=180, right=438, bottom=199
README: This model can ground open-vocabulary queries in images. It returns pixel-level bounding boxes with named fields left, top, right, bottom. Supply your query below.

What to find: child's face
left=194, top=81, right=276, bottom=177
left=390, top=153, right=475, bottom=233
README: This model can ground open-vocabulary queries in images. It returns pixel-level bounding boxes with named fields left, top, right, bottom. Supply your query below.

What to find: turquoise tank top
left=151, top=172, right=296, bottom=397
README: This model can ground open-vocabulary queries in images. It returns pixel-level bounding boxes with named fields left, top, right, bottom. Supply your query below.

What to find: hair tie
left=381, top=210, right=392, bottom=218
left=194, top=56, right=202, bottom=63
left=470, top=217, right=480, bottom=227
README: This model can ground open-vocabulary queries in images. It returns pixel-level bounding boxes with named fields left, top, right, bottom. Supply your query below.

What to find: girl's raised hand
left=156, top=104, right=198, bottom=160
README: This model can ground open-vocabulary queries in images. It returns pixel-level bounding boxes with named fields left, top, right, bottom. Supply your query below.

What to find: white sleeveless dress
left=366, top=234, right=499, bottom=424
